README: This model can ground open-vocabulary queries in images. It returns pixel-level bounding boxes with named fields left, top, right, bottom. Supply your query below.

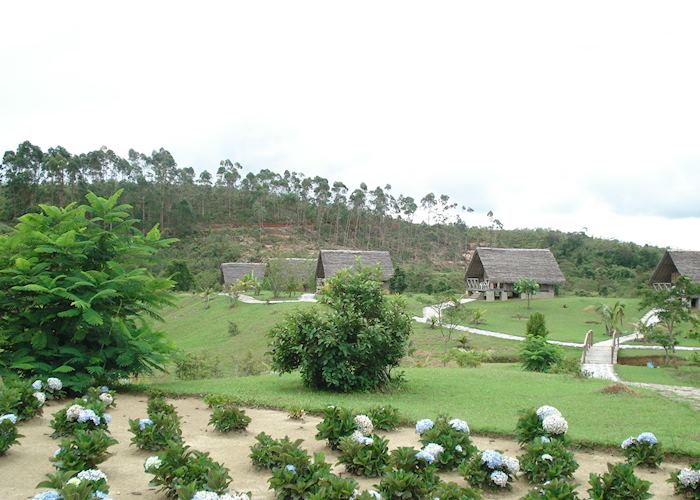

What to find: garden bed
left=2, top=394, right=686, bottom=499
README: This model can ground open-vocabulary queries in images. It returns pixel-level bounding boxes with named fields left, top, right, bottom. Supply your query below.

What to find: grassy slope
left=154, top=365, right=700, bottom=456
left=616, top=364, right=700, bottom=388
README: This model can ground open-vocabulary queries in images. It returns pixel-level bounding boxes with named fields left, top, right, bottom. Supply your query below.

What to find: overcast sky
left=1, top=1, right=699, bottom=249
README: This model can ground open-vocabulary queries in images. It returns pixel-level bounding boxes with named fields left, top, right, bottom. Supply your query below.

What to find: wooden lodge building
left=219, top=262, right=266, bottom=286
left=649, top=250, right=700, bottom=309
left=464, top=247, right=565, bottom=301
left=315, top=249, right=394, bottom=289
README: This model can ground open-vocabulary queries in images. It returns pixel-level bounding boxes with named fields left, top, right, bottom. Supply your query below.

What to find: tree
left=269, top=267, right=413, bottom=391
left=513, top=278, right=540, bottom=309
left=389, top=266, right=408, bottom=293
left=165, top=260, right=195, bottom=292
left=525, top=312, right=549, bottom=337
left=0, top=191, right=175, bottom=391
left=591, top=301, right=626, bottom=336
left=639, top=276, right=700, bottom=363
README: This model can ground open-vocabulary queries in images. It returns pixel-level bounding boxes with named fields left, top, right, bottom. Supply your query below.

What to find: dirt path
left=1, top=394, right=684, bottom=499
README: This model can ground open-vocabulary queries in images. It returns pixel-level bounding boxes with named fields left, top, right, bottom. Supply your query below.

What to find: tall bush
left=269, top=267, right=412, bottom=391
left=0, top=191, right=175, bottom=391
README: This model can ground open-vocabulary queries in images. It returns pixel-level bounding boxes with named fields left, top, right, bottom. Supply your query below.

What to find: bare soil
left=0, top=394, right=683, bottom=499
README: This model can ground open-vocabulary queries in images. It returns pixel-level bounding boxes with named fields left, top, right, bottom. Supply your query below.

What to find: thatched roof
left=465, top=247, right=566, bottom=285
left=266, top=258, right=316, bottom=283
left=219, top=262, right=266, bottom=285
left=650, top=250, right=700, bottom=283
left=316, top=250, right=394, bottom=281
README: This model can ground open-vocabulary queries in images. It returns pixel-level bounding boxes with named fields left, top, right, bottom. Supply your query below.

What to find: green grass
left=153, top=365, right=700, bottom=456
left=244, top=290, right=304, bottom=300
left=616, top=364, right=700, bottom=389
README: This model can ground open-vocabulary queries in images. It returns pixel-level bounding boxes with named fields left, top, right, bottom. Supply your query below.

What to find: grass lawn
left=153, top=364, right=700, bottom=456
left=245, top=290, right=304, bottom=301
left=616, top=364, right=700, bottom=389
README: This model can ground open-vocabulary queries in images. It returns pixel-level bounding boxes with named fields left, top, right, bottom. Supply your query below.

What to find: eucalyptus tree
left=348, top=183, right=367, bottom=244
left=1, top=140, right=44, bottom=218
left=331, top=181, right=348, bottom=244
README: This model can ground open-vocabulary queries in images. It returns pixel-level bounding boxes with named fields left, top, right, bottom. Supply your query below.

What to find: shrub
left=587, top=462, right=652, bottom=499
left=84, top=386, right=117, bottom=408
left=515, top=407, right=569, bottom=445
left=444, top=348, right=492, bottom=368
left=417, top=415, right=477, bottom=470
left=388, top=446, right=441, bottom=490
left=0, top=378, right=45, bottom=421
left=51, top=429, right=118, bottom=471
left=267, top=452, right=332, bottom=499
left=621, top=432, right=664, bottom=468
left=0, top=413, right=22, bottom=455
left=459, top=449, right=519, bottom=490
left=669, top=462, right=700, bottom=499
left=32, top=377, right=66, bottom=400
left=429, top=481, right=482, bottom=499
left=378, top=468, right=433, bottom=499
left=549, top=357, right=583, bottom=376
left=366, top=405, right=400, bottom=431
left=147, top=393, right=179, bottom=419
left=0, top=192, right=175, bottom=392
left=522, top=479, right=580, bottom=499
left=203, top=393, right=236, bottom=409
left=521, top=335, right=562, bottom=372
left=36, top=469, right=110, bottom=500
left=50, top=399, right=110, bottom=438
left=519, top=439, right=578, bottom=483
left=236, top=350, right=265, bottom=376
left=337, top=433, right=390, bottom=477
left=209, top=405, right=251, bottom=433
left=227, top=321, right=240, bottom=337
left=315, top=406, right=355, bottom=449
left=526, top=312, right=549, bottom=337
left=306, top=474, right=359, bottom=499
left=145, top=441, right=231, bottom=498
left=129, top=412, right=182, bottom=451
left=249, top=432, right=308, bottom=471
left=269, top=267, right=413, bottom=391
left=287, top=406, right=306, bottom=421
left=174, top=352, right=222, bottom=380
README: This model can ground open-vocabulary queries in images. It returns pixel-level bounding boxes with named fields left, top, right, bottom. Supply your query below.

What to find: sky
left=1, top=1, right=699, bottom=249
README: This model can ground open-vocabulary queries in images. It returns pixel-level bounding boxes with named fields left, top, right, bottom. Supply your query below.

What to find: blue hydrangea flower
left=637, top=432, right=657, bottom=445
left=0, top=413, right=18, bottom=425
left=285, top=464, right=296, bottom=473
left=138, top=418, right=154, bottom=431
left=448, top=418, right=469, bottom=433
left=103, top=413, right=112, bottom=424
left=539, top=436, right=551, bottom=444
left=53, top=448, right=62, bottom=457
left=490, top=470, right=508, bottom=487
left=32, top=491, right=62, bottom=500
left=481, top=449, right=503, bottom=469
left=32, top=380, right=43, bottom=391
left=415, top=419, right=434, bottom=434
left=100, top=386, right=110, bottom=394
left=92, top=492, right=111, bottom=500
left=77, top=409, right=101, bottom=425
left=415, top=450, right=435, bottom=463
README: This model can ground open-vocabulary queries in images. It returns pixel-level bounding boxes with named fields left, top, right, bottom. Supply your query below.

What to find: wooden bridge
left=580, top=330, right=621, bottom=380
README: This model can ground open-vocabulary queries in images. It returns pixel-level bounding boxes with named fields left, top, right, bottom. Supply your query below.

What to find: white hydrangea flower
left=455, top=444, right=463, bottom=453
left=423, top=443, right=445, bottom=460
left=542, top=414, right=568, bottom=435
left=47, top=378, right=62, bottom=391
left=536, top=405, right=561, bottom=420
left=33, top=392, right=46, bottom=406
left=415, top=418, right=434, bottom=434
left=144, top=456, right=162, bottom=471
left=621, top=437, right=635, bottom=449
left=32, top=380, right=43, bottom=391
left=192, top=492, right=220, bottom=500
left=76, top=469, right=107, bottom=481
left=541, top=453, right=554, bottom=461
left=66, top=477, right=81, bottom=486
left=66, top=404, right=84, bottom=421
left=220, top=494, right=251, bottom=500
left=0, top=414, right=18, bottom=425
left=448, top=418, right=469, bottom=433
left=503, top=456, right=520, bottom=474
left=354, top=414, right=374, bottom=435
left=490, top=470, right=509, bottom=487
left=366, top=491, right=382, bottom=499
left=99, top=393, right=114, bottom=406
left=678, top=468, right=700, bottom=487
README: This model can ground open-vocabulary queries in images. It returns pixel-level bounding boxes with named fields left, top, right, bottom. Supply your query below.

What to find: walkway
left=237, top=293, right=318, bottom=304
left=626, top=382, right=700, bottom=410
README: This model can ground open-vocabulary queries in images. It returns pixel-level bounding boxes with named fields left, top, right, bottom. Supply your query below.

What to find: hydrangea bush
left=460, top=449, right=519, bottom=490
left=0, top=378, right=45, bottom=421
left=522, top=479, right=580, bottom=499
left=208, top=405, right=251, bottom=433
left=515, top=406, right=569, bottom=445
left=669, top=462, right=700, bottom=499
left=305, top=474, right=359, bottom=499
left=0, top=413, right=22, bottom=455
left=249, top=432, right=309, bottom=471
left=366, top=405, right=400, bottom=431
left=588, top=463, right=652, bottom=500
left=51, top=429, right=118, bottom=471
left=429, top=481, right=482, bottom=499
left=315, top=406, right=357, bottom=449
left=519, top=438, right=579, bottom=483
left=378, top=446, right=441, bottom=498
left=417, top=415, right=476, bottom=470
left=621, top=432, right=664, bottom=468
left=337, top=432, right=390, bottom=477
left=32, top=378, right=66, bottom=401
left=267, top=452, right=333, bottom=499
left=35, top=469, right=111, bottom=500
left=129, top=412, right=183, bottom=451
left=50, top=398, right=110, bottom=438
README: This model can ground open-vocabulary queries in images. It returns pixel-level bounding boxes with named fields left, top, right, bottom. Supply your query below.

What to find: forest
left=0, top=141, right=663, bottom=296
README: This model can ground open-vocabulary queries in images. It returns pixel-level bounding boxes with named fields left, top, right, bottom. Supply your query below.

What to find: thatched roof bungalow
left=650, top=250, right=700, bottom=308
left=219, top=262, right=265, bottom=286
left=315, top=249, right=394, bottom=288
left=465, top=247, right=565, bottom=300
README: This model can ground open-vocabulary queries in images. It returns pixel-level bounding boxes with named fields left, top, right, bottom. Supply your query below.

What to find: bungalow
left=219, top=262, right=266, bottom=287
left=649, top=250, right=700, bottom=309
left=315, top=249, right=394, bottom=289
left=465, top=247, right=565, bottom=301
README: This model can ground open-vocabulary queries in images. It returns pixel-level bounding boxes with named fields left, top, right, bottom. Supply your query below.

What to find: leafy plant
left=227, top=321, right=240, bottom=337
left=418, top=415, right=476, bottom=470
left=203, top=393, right=236, bottom=409
left=306, top=474, right=359, bottom=499
left=514, top=278, right=540, bottom=309
left=315, top=406, right=355, bottom=449
left=337, top=433, right=390, bottom=477
left=587, top=462, right=652, bottom=499
left=366, top=405, right=400, bottom=431
left=526, top=312, right=549, bottom=337
left=145, top=441, right=231, bottom=498
left=287, top=406, right=306, bottom=421
left=50, top=399, right=110, bottom=438
left=444, top=348, right=492, bottom=368
left=621, top=433, right=664, bottom=468
left=521, top=479, right=580, bottom=499
left=388, top=446, right=441, bottom=489
left=378, top=468, right=433, bottom=499
left=249, top=432, right=309, bottom=471
left=173, top=351, right=222, bottom=380
left=37, top=469, right=110, bottom=500
left=668, top=462, right=700, bottom=499
left=129, top=412, right=182, bottom=451
left=208, top=405, right=251, bottom=433
left=459, top=449, right=519, bottom=490
left=519, top=439, right=578, bottom=483
left=429, top=481, right=482, bottom=499
left=0, top=414, right=22, bottom=454
left=269, top=267, right=413, bottom=391
left=514, top=408, right=569, bottom=445
left=0, top=378, right=44, bottom=421
left=0, top=191, right=175, bottom=392
left=267, top=452, right=332, bottom=500
left=520, top=335, right=562, bottom=372
left=51, top=429, right=118, bottom=471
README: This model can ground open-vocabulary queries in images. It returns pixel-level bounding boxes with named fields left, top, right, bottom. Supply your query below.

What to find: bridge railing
left=581, top=329, right=593, bottom=363
left=611, top=330, right=620, bottom=364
